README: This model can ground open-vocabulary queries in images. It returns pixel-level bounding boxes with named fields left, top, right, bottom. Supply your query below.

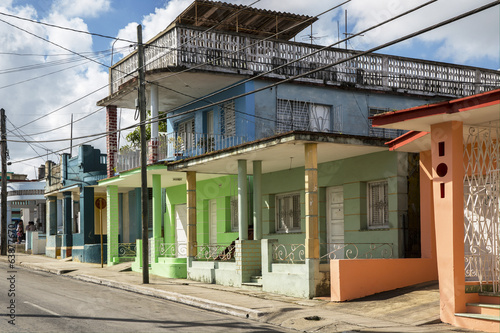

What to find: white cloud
left=344, top=0, right=499, bottom=65
left=51, top=0, right=111, bottom=18
left=0, top=1, right=109, bottom=179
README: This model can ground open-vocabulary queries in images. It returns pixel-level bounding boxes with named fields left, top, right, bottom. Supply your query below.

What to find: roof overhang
left=371, top=89, right=500, bottom=132
left=96, top=71, right=245, bottom=110
left=371, top=89, right=500, bottom=153
left=96, top=132, right=388, bottom=190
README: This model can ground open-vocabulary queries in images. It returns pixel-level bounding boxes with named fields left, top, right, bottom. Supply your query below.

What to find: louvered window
left=276, top=192, right=301, bottom=233
left=368, top=181, right=389, bottom=228
left=221, top=101, right=236, bottom=137
left=177, top=118, right=195, bottom=151
left=230, top=197, right=238, bottom=232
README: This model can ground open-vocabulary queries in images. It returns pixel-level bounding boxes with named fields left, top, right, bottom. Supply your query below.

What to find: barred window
left=221, top=101, right=236, bottom=137
left=368, top=181, right=389, bottom=228
left=276, top=99, right=331, bottom=133
left=275, top=192, right=301, bottom=233
left=230, top=197, right=238, bottom=232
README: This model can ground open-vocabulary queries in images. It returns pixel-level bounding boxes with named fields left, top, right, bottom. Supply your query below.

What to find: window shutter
left=230, top=197, right=238, bottom=231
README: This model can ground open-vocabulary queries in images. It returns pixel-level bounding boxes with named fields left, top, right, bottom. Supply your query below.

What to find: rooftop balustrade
left=111, top=25, right=499, bottom=98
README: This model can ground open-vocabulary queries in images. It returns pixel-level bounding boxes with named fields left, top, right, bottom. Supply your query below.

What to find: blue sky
left=0, top=0, right=499, bottom=178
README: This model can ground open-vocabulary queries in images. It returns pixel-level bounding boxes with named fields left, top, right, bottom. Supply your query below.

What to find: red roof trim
left=371, top=89, right=500, bottom=127
left=385, top=131, right=429, bottom=151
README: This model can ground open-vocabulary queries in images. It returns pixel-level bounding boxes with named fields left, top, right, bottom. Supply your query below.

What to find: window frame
left=275, top=192, right=302, bottom=233
left=230, top=196, right=238, bottom=232
left=367, top=180, right=389, bottom=229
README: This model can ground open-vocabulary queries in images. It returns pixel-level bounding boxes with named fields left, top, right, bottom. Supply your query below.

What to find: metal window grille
left=368, top=181, right=389, bottom=228
left=230, top=197, right=238, bottom=232
left=276, top=193, right=301, bottom=232
left=463, top=126, right=500, bottom=292
left=222, top=101, right=236, bottom=137
left=276, top=99, right=309, bottom=133
left=332, top=105, right=343, bottom=133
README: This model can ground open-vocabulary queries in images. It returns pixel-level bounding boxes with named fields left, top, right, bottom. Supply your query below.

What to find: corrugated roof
left=174, top=0, right=317, bottom=40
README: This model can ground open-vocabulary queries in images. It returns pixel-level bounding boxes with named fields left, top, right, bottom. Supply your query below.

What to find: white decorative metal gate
left=463, top=126, right=500, bottom=292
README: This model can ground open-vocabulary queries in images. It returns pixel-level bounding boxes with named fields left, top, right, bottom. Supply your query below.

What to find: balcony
left=110, top=25, right=499, bottom=99
left=116, top=131, right=248, bottom=172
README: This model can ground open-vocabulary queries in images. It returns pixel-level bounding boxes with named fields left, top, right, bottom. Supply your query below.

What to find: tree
left=121, top=111, right=167, bottom=150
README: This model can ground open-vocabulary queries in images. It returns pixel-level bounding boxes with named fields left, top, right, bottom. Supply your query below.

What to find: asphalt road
left=0, top=262, right=289, bottom=332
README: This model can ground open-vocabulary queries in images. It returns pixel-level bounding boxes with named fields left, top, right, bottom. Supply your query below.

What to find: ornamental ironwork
left=320, top=243, right=393, bottom=260
left=195, top=244, right=235, bottom=261
left=118, top=243, right=136, bottom=257
left=158, top=243, right=187, bottom=257
left=463, top=126, right=500, bottom=293
left=272, top=244, right=305, bottom=264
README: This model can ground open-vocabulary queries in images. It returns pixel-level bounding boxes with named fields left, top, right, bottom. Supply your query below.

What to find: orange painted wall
left=330, top=258, right=438, bottom=301
left=419, top=150, right=436, bottom=259
left=430, top=121, right=466, bottom=325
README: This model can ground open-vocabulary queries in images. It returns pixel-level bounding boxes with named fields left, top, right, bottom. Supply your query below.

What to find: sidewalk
left=2, top=253, right=476, bottom=333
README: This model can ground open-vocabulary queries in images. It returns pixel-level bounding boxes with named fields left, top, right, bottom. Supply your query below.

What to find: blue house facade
left=96, top=0, right=499, bottom=297
left=44, top=145, right=107, bottom=262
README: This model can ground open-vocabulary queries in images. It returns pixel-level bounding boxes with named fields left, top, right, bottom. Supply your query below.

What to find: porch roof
left=95, top=131, right=387, bottom=192
left=370, top=89, right=500, bottom=152
left=172, top=0, right=316, bottom=40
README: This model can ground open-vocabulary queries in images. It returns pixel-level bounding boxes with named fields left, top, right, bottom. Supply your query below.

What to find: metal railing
left=272, top=242, right=394, bottom=264
left=273, top=244, right=305, bottom=264
left=320, top=243, right=394, bottom=260
left=116, top=132, right=248, bottom=172
left=111, top=25, right=499, bottom=97
left=195, top=244, right=236, bottom=261
left=118, top=243, right=137, bottom=258
left=158, top=242, right=187, bottom=258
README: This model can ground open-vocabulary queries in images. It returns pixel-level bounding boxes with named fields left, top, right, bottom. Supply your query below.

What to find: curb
left=74, top=274, right=267, bottom=320
left=15, top=260, right=267, bottom=321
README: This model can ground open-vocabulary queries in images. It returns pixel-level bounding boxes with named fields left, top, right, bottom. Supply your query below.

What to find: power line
left=9, top=0, right=485, bottom=146
left=0, top=11, right=137, bottom=44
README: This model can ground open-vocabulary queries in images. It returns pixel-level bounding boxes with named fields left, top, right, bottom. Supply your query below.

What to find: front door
left=209, top=199, right=217, bottom=245
left=327, top=186, right=344, bottom=259
left=175, top=204, right=187, bottom=258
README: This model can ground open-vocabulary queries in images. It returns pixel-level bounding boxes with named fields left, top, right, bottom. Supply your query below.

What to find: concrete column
left=152, top=174, right=162, bottom=239
left=148, top=85, right=159, bottom=164
left=186, top=171, right=197, bottom=257
left=238, top=160, right=248, bottom=240
left=61, top=191, right=72, bottom=258
left=430, top=121, right=465, bottom=325
left=419, top=150, right=436, bottom=259
left=252, top=160, right=262, bottom=240
left=152, top=174, right=162, bottom=262
left=107, top=185, right=119, bottom=266
left=151, top=84, right=159, bottom=140
left=46, top=195, right=57, bottom=236
left=305, top=143, right=319, bottom=259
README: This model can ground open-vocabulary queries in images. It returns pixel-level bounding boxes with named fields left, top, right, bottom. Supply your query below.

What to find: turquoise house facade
left=44, top=145, right=107, bottom=262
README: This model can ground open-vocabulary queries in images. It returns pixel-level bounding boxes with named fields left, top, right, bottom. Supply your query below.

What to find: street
left=0, top=263, right=289, bottom=332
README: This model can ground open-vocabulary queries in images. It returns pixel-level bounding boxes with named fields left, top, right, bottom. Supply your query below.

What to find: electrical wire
left=6, top=1, right=499, bottom=163
left=11, top=0, right=494, bottom=145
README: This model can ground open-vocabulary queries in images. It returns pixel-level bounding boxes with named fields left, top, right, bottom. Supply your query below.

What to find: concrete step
left=241, top=282, right=263, bottom=291
left=250, top=275, right=262, bottom=284
left=466, top=303, right=500, bottom=317
left=455, top=312, right=500, bottom=322
left=479, top=293, right=500, bottom=305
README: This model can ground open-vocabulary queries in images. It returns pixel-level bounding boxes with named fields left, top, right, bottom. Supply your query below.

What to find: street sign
left=95, top=198, right=106, bottom=210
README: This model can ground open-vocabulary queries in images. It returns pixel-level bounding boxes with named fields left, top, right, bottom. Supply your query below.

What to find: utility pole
left=69, top=114, right=73, bottom=157
left=137, top=25, right=149, bottom=284
left=1, top=108, right=7, bottom=256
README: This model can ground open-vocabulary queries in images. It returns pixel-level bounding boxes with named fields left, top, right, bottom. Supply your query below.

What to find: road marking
left=24, top=301, right=61, bottom=317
